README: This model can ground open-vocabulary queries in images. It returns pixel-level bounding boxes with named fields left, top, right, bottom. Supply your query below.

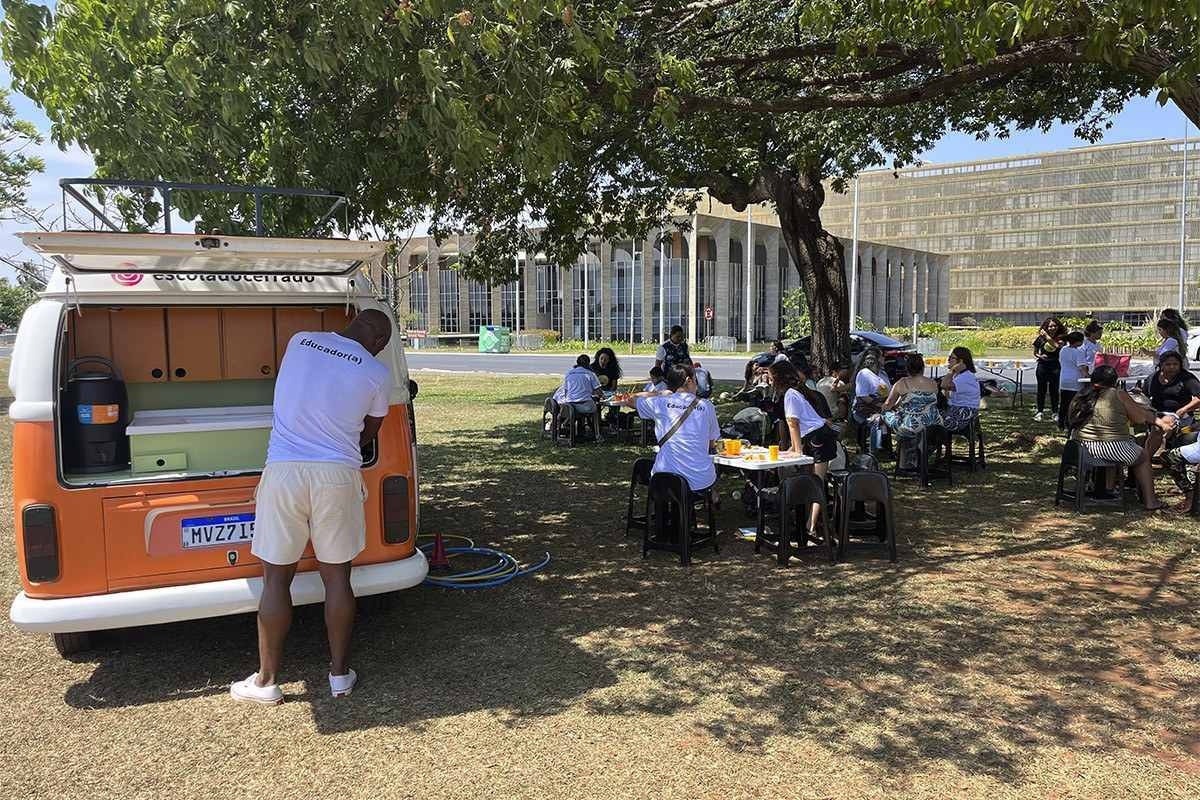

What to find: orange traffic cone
left=429, top=532, right=451, bottom=571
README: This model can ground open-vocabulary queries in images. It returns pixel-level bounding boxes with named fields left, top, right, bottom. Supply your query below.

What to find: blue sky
left=0, top=55, right=1192, bottom=280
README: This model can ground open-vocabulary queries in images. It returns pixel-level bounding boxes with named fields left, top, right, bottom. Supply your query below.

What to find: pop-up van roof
left=21, top=231, right=386, bottom=277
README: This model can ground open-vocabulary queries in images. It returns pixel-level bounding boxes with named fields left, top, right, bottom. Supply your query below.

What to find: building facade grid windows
left=407, top=270, right=429, bottom=330
left=609, top=259, right=644, bottom=342
left=468, top=279, right=491, bottom=329
left=438, top=262, right=459, bottom=332
left=822, top=136, right=1200, bottom=321
left=500, top=267, right=522, bottom=329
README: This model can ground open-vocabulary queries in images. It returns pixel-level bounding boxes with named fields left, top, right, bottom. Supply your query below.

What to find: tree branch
left=747, top=55, right=936, bottom=91
left=674, top=39, right=1084, bottom=115
left=696, top=41, right=935, bottom=70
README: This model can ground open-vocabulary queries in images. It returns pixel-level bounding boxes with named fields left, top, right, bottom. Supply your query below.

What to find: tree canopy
left=0, top=85, right=43, bottom=214
left=2, top=1, right=1196, bottom=363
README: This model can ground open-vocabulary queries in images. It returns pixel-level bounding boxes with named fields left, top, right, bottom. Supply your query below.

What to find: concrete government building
left=391, top=196, right=949, bottom=345
left=821, top=136, right=1200, bottom=325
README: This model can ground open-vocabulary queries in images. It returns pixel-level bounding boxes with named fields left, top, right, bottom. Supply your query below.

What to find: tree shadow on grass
left=60, top=402, right=1200, bottom=783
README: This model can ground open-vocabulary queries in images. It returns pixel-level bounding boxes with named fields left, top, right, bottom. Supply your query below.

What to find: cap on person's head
left=576, top=354, right=590, bottom=367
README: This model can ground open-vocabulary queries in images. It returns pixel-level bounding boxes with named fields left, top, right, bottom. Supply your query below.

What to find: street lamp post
left=1180, top=122, right=1190, bottom=312
left=849, top=176, right=860, bottom=331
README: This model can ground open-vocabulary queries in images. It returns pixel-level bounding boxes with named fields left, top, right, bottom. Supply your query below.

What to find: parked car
left=1187, top=329, right=1200, bottom=362
left=748, top=330, right=913, bottom=383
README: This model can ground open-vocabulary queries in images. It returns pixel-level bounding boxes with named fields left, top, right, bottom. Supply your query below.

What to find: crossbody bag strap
left=657, top=397, right=701, bottom=448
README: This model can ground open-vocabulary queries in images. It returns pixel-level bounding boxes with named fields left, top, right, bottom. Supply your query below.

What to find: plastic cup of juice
left=730, top=439, right=742, bottom=455
left=769, top=445, right=779, bottom=461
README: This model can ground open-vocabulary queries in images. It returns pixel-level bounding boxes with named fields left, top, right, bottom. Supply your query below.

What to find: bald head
left=343, top=308, right=393, bottom=355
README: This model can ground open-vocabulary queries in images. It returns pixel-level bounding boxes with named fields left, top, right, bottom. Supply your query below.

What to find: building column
left=426, top=245, right=442, bottom=333
left=900, top=250, right=915, bottom=326
left=490, top=273, right=503, bottom=329
left=642, top=234, right=657, bottom=341
left=858, top=244, right=874, bottom=327
left=840, top=237, right=854, bottom=310
left=520, top=255, right=535, bottom=331
left=883, top=248, right=902, bottom=326
left=748, top=237, right=759, bottom=346
left=764, top=230, right=781, bottom=339
left=936, top=257, right=950, bottom=323
left=687, top=215, right=699, bottom=345
left=560, top=263, right=574, bottom=340
left=713, top=220, right=731, bottom=341
left=913, top=251, right=927, bottom=322
left=457, top=264, right=470, bottom=335
left=598, top=241, right=612, bottom=341
left=925, top=256, right=938, bottom=323
left=870, top=248, right=885, bottom=327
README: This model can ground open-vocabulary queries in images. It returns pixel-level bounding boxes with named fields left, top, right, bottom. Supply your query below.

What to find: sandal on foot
left=230, top=673, right=283, bottom=705
left=330, top=668, right=357, bottom=698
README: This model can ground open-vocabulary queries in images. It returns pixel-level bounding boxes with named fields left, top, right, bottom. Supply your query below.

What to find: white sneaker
left=330, top=668, right=357, bottom=698
left=1032, top=411, right=1044, bottom=421
left=230, top=672, right=283, bottom=705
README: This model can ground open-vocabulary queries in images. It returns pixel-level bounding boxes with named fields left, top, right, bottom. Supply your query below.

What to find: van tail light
left=381, top=476, right=410, bottom=545
left=22, top=505, right=60, bottom=582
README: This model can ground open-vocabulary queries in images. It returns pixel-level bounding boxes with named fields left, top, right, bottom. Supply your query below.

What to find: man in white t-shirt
left=231, top=309, right=393, bottom=706
left=624, top=364, right=721, bottom=492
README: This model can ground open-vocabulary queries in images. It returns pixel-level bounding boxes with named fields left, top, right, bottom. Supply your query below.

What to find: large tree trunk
left=766, top=167, right=850, bottom=374
left=703, top=165, right=851, bottom=373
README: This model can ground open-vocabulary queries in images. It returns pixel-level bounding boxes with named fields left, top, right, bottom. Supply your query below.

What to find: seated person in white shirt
left=619, top=363, right=721, bottom=495
left=938, top=346, right=982, bottom=432
left=549, top=354, right=602, bottom=431
left=643, top=366, right=667, bottom=394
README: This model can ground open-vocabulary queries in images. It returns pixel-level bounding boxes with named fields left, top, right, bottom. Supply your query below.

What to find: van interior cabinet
left=69, top=308, right=113, bottom=362
left=322, top=305, right=355, bottom=332
left=220, top=308, right=276, bottom=379
left=110, top=308, right=168, bottom=383
left=274, top=307, right=323, bottom=368
left=166, top=308, right=222, bottom=381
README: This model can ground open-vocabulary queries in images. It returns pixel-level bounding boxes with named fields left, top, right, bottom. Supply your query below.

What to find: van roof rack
left=59, top=178, right=348, bottom=239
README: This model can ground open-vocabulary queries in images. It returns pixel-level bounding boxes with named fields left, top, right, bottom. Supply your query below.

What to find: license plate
left=181, top=512, right=255, bottom=550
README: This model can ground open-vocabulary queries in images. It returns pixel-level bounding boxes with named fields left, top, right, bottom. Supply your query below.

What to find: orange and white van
left=8, top=229, right=427, bottom=655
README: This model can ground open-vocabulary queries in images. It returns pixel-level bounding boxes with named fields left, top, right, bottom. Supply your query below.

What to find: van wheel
left=52, top=631, right=93, bottom=657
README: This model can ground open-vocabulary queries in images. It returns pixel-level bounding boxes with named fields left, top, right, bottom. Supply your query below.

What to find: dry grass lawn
left=1, top=370, right=1199, bottom=799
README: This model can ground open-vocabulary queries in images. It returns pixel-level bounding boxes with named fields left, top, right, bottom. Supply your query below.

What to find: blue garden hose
left=417, top=535, right=551, bottom=590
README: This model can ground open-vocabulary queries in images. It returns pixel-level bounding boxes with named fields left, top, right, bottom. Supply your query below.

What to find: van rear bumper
left=10, top=552, right=429, bottom=634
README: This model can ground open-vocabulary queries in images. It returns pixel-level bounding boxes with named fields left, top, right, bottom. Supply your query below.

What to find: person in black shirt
left=1146, top=350, right=1200, bottom=447
left=590, top=346, right=622, bottom=390
left=1032, top=316, right=1065, bottom=422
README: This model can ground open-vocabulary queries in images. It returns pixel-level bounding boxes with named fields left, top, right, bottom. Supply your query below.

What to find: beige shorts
left=251, top=461, right=367, bottom=565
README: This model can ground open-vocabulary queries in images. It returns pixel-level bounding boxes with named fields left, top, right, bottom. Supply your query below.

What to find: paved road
left=406, top=351, right=751, bottom=381
left=405, top=350, right=1125, bottom=393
